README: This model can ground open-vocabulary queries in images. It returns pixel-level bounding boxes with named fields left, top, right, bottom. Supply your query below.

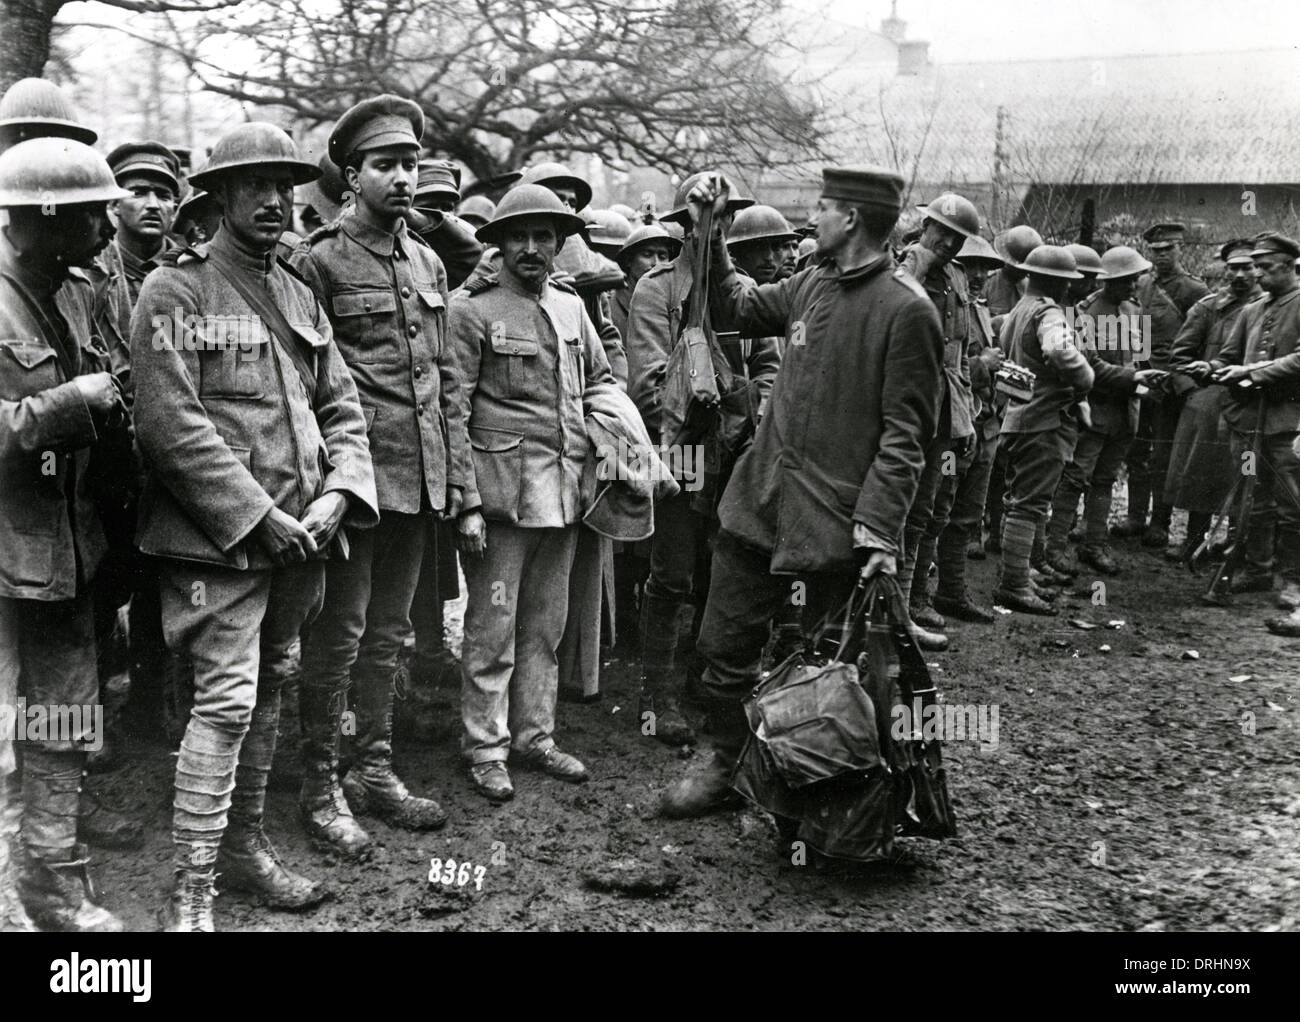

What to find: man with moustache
left=1165, top=240, right=1261, bottom=564
left=0, top=138, right=132, bottom=931
left=447, top=185, right=621, bottom=801
left=1210, top=233, right=1300, bottom=634
left=292, top=96, right=467, bottom=855
left=131, top=123, right=378, bottom=929
left=103, top=143, right=182, bottom=304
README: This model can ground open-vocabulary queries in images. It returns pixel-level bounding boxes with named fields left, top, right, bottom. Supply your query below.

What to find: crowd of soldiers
left=3, top=76, right=1300, bottom=933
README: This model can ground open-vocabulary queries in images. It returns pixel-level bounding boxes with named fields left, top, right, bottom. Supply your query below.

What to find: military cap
left=519, top=161, right=593, bottom=211
left=1142, top=222, right=1187, bottom=249
left=820, top=164, right=904, bottom=212
left=189, top=123, right=320, bottom=191
left=1219, top=239, right=1255, bottom=265
left=415, top=159, right=461, bottom=202
left=476, top=183, right=588, bottom=244
left=955, top=234, right=1002, bottom=266
left=456, top=194, right=496, bottom=227
left=618, top=222, right=682, bottom=264
left=167, top=145, right=193, bottom=172
left=107, top=140, right=181, bottom=193
left=329, top=94, right=424, bottom=168
left=0, top=78, right=97, bottom=151
left=1251, top=232, right=1300, bottom=261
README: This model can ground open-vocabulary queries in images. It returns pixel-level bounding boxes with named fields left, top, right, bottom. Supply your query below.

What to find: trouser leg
left=901, top=432, right=954, bottom=606
left=1001, top=429, right=1071, bottom=589
left=938, top=432, right=995, bottom=599
left=640, top=490, right=705, bottom=692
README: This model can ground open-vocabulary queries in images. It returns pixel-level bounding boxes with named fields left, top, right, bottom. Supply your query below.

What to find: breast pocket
left=196, top=319, right=267, bottom=401
left=489, top=332, right=541, bottom=399
left=332, top=289, right=398, bottom=363
left=0, top=339, right=61, bottom=400
left=417, top=289, right=445, bottom=358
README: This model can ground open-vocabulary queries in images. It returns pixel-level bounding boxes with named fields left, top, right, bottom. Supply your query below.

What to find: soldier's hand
left=299, top=491, right=349, bottom=548
left=457, top=509, right=487, bottom=557
left=73, top=372, right=124, bottom=416
left=1135, top=369, right=1168, bottom=385
left=1213, top=364, right=1252, bottom=384
left=444, top=486, right=464, bottom=520
left=977, top=346, right=1005, bottom=372
left=1182, top=360, right=1212, bottom=379
left=860, top=549, right=897, bottom=579
left=254, top=506, right=318, bottom=564
left=685, top=173, right=731, bottom=226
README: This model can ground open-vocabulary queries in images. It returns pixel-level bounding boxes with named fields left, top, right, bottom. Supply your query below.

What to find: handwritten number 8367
left=428, top=857, right=486, bottom=890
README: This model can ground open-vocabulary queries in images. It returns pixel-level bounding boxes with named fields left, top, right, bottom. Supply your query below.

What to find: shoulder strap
left=205, top=247, right=316, bottom=396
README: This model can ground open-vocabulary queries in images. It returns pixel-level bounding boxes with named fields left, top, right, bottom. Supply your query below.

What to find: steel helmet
left=617, top=222, right=683, bottom=264
left=176, top=188, right=219, bottom=223
left=1014, top=244, right=1083, bottom=280
left=610, top=203, right=639, bottom=223
left=1097, top=245, right=1152, bottom=281
left=519, top=162, right=592, bottom=211
left=954, top=234, right=1002, bottom=266
left=188, top=123, right=320, bottom=192
left=456, top=194, right=496, bottom=227
left=996, top=225, right=1044, bottom=265
left=0, top=78, right=97, bottom=151
left=476, top=183, right=588, bottom=244
left=0, top=137, right=129, bottom=207
left=585, top=208, right=634, bottom=251
left=917, top=192, right=980, bottom=238
left=727, top=205, right=799, bottom=247
left=660, top=171, right=755, bottom=225
left=1065, top=243, right=1103, bottom=276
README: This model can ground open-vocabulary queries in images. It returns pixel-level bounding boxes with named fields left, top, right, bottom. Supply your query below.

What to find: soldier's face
left=56, top=202, right=115, bottom=267
left=779, top=239, right=799, bottom=278
left=112, top=173, right=176, bottom=245
left=417, top=196, right=456, bottom=215
left=220, top=170, right=295, bottom=251
left=1068, top=273, right=1097, bottom=302
left=1255, top=256, right=1296, bottom=296
left=1150, top=245, right=1177, bottom=275
left=499, top=216, right=560, bottom=290
left=920, top=219, right=964, bottom=263
left=349, top=147, right=418, bottom=220
left=963, top=263, right=990, bottom=292
left=1103, top=274, right=1137, bottom=303
left=809, top=197, right=849, bottom=260
left=550, top=186, right=580, bottom=211
left=625, top=243, right=672, bottom=285
left=732, top=238, right=786, bottom=284
left=1225, top=260, right=1255, bottom=295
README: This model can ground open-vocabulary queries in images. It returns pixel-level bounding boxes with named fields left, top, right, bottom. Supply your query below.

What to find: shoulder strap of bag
left=684, top=205, right=713, bottom=333
left=206, top=247, right=316, bottom=396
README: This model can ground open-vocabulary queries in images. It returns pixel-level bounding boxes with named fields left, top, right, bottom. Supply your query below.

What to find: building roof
left=823, top=47, right=1300, bottom=188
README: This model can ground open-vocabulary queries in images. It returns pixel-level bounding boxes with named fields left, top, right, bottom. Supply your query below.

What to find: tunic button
left=364, top=300, right=371, bottom=311
left=418, top=404, right=425, bottom=416
left=415, top=365, right=423, bottom=377
left=402, top=287, right=411, bottom=298
left=408, top=324, right=418, bottom=337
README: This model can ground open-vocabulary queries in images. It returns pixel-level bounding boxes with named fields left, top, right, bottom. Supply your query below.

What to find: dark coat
left=1074, top=291, right=1141, bottom=436
left=707, top=243, right=944, bottom=572
left=1213, top=285, right=1300, bottom=435
left=130, top=228, right=379, bottom=570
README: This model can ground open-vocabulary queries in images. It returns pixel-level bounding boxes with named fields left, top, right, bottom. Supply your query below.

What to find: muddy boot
left=995, top=516, right=1057, bottom=616
left=638, top=671, right=696, bottom=748
left=660, top=751, right=741, bottom=818
left=343, top=671, right=447, bottom=831
left=934, top=524, right=994, bottom=624
left=1078, top=544, right=1120, bottom=575
left=159, top=843, right=218, bottom=932
left=0, top=775, right=34, bottom=932
left=910, top=598, right=946, bottom=630
left=1265, top=607, right=1300, bottom=637
left=77, top=784, right=144, bottom=850
left=299, top=685, right=372, bottom=860
left=18, top=749, right=121, bottom=932
left=217, top=687, right=326, bottom=909
left=1044, top=487, right=1080, bottom=576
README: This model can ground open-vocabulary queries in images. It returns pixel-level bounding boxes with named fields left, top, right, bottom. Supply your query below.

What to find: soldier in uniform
left=659, top=165, right=943, bottom=819
left=1210, top=233, right=1300, bottom=634
left=0, top=138, right=131, bottom=932
left=447, top=185, right=621, bottom=801
left=611, top=222, right=678, bottom=342
left=897, top=193, right=982, bottom=645
left=993, top=247, right=1095, bottom=615
left=1117, top=222, right=1210, bottom=545
left=413, top=159, right=461, bottom=215
left=1165, top=240, right=1261, bottom=562
left=103, top=143, right=181, bottom=304
left=456, top=195, right=496, bottom=230
left=290, top=96, right=466, bottom=856
left=131, top=123, right=378, bottom=930
left=1045, top=246, right=1165, bottom=578
left=727, top=205, right=800, bottom=286
left=625, top=171, right=769, bottom=748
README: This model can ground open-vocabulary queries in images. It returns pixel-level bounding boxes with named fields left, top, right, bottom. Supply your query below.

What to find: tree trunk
left=0, top=0, right=63, bottom=92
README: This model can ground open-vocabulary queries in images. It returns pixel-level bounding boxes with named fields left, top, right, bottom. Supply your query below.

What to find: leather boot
left=343, top=670, right=447, bottom=830
left=1144, top=503, right=1173, bottom=547
left=637, top=667, right=696, bottom=747
left=1078, top=544, right=1121, bottom=576
left=0, top=774, right=35, bottom=932
left=660, top=750, right=741, bottom=819
left=299, top=685, right=373, bottom=860
left=159, top=842, right=218, bottom=932
left=934, top=523, right=994, bottom=623
left=77, top=784, right=144, bottom=850
left=217, top=687, right=327, bottom=909
left=17, top=844, right=122, bottom=932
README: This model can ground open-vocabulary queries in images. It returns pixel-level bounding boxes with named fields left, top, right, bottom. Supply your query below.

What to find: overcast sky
left=815, top=0, right=1300, bottom=62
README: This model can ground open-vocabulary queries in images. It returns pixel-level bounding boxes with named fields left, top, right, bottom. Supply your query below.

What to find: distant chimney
left=881, top=0, right=907, bottom=43
left=898, top=40, right=930, bottom=76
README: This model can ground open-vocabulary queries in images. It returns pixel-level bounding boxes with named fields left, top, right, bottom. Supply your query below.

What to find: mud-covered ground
left=84, top=506, right=1300, bottom=932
